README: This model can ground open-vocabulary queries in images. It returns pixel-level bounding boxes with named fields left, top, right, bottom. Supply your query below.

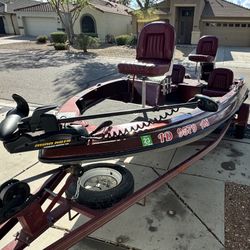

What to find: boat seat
left=202, top=68, right=234, bottom=97
left=118, top=21, right=175, bottom=107
left=188, top=36, right=218, bottom=83
left=171, top=64, right=186, bottom=91
left=188, top=36, right=218, bottom=63
left=118, top=22, right=175, bottom=77
left=118, top=60, right=171, bottom=77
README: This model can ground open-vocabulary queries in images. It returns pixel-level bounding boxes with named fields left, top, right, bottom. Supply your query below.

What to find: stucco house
left=0, top=0, right=37, bottom=35
left=12, top=0, right=132, bottom=42
left=133, top=0, right=250, bottom=46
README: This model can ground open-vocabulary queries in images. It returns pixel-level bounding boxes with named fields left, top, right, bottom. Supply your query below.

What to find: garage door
left=24, top=17, right=58, bottom=36
left=202, top=22, right=250, bottom=47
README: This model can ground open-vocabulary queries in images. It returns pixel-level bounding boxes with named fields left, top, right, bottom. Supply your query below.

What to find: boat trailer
left=0, top=120, right=231, bottom=250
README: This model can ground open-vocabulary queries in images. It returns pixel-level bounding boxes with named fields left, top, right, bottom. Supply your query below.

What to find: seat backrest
left=207, top=68, right=234, bottom=91
left=136, top=22, right=175, bottom=62
left=196, top=36, right=218, bottom=57
left=171, top=64, right=185, bottom=84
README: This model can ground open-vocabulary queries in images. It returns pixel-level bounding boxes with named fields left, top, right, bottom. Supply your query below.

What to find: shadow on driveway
left=53, top=60, right=119, bottom=104
left=0, top=50, right=98, bottom=71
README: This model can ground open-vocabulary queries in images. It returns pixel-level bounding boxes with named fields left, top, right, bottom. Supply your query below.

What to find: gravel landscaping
left=225, top=182, right=250, bottom=250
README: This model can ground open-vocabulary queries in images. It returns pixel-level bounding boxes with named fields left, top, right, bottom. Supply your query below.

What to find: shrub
left=36, top=35, right=48, bottom=44
left=54, top=43, right=67, bottom=50
left=50, top=32, right=67, bottom=43
left=115, top=34, right=130, bottom=46
left=83, top=33, right=98, bottom=38
left=76, top=34, right=100, bottom=52
left=105, top=34, right=115, bottom=44
left=127, top=34, right=137, bottom=46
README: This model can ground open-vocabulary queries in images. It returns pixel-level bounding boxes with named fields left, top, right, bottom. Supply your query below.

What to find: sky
left=227, top=0, right=250, bottom=8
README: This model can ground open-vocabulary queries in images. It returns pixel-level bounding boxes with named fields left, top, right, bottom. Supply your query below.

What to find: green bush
left=76, top=34, right=100, bottom=52
left=50, top=32, right=67, bottom=43
left=115, top=34, right=131, bottom=46
left=127, top=34, right=137, bottom=46
left=54, top=43, right=67, bottom=50
left=83, top=33, right=98, bottom=38
left=36, top=35, right=48, bottom=44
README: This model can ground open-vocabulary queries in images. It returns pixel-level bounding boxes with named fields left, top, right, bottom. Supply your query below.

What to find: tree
left=118, top=0, right=131, bottom=6
left=49, top=0, right=88, bottom=44
left=134, top=0, right=156, bottom=10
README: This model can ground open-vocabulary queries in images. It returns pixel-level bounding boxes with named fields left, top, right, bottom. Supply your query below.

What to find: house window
left=223, top=23, right=227, bottom=27
left=81, top=15, right=96, bottom=34
left=229, top=23, right=234, bottom=27
left=248, top=24, right=250, bottom=27
left=206, top=22, right=209, bottom=26
left=235, top=23, right=240, bottom=27
left=216, top=23, right=221, bottom=27
left=241, top=24, right=247, bottom=27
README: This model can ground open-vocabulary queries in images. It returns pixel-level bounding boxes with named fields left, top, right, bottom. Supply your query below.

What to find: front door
left=0, top=16, right=5, bottom=34
left=177, top=7, right=194, bottom=44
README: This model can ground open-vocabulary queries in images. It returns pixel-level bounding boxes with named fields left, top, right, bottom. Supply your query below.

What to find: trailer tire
left=66, top=163, right=134, bottom=209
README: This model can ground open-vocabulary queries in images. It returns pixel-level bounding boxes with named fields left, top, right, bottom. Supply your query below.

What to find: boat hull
left=39, top=79, right=248, bottom=164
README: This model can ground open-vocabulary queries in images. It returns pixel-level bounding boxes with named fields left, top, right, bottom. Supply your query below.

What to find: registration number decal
left=158, top=131, right=173, bottom=143
left=200, top=118, right=210, bottom=129
left=177, top=124, right=197, bottom=138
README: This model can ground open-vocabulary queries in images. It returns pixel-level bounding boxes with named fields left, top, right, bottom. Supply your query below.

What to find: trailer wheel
left=66, top=163, right=134, bottom=209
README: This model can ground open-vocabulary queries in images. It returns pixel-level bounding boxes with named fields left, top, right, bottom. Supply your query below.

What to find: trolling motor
left=0, top=94, right=89, bottom=153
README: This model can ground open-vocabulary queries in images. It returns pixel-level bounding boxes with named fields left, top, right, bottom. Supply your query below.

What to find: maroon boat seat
left=118, top=22, right=175, bottom=77
left=202, top=68, right=234, bottom=97
left=188, top=36, right=218, bottom=63
left=171, top=64, right=186, bottom=90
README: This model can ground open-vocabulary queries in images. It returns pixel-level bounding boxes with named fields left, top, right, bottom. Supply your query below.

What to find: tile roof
left=15, top=2, right=55, bottom=12
left=89, top=0, right=132, bottom=16
left=202, top=0, right=250, bottom=18
left=0, top=0, right=38, bottom=13
left=14, top=0, right=132, bottom=16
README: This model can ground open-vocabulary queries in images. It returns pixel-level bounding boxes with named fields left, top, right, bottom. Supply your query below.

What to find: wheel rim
left=80, top=168, right=122, bottom=191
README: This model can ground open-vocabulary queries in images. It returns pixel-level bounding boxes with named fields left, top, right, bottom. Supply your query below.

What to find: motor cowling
left=0, top=94, right=29, bottom=141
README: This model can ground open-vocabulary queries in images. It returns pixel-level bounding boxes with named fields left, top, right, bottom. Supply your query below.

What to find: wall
left=3, top=14, right=19, bottom=34
left=74, top=6, right=132, bottom=41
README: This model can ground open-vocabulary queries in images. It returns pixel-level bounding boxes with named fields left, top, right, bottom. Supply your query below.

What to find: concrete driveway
left=0, top=35, right=35, bottom=45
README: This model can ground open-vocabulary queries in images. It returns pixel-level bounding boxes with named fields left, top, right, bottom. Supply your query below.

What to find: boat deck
left=83, top=99, right=195, bottom=127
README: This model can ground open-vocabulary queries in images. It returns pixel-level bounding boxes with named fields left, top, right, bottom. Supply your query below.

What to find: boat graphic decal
left=158, top=131, right=173, bottom=143
left=140, top=135, right=153, bottom=147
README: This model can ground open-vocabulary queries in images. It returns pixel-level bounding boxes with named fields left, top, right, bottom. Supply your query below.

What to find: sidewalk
left=0, top=99, right=250, bottom=250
